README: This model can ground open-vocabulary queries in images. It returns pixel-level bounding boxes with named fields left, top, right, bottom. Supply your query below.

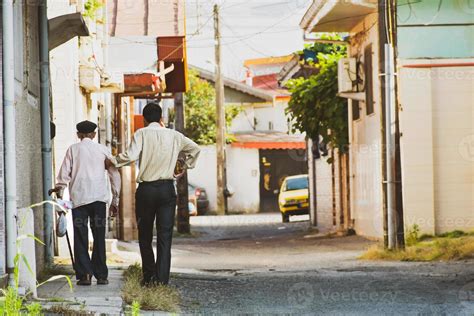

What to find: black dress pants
left=135, top=180, right=176, bottom=285
left=72, top=201, right=108, bottom=280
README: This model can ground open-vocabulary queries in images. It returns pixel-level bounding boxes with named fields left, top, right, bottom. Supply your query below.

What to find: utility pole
left=379, top=0, right=404, bottom=250
left=40, top=0, right=54, bottom=266
left=174, top=92, right=190, bottom=233
left=384, top=44, right=397, bottom=250
left=214, top=4, right=227, bottom=215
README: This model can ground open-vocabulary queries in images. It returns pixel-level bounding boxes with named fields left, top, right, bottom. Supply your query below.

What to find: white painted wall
left=188, top=146, right=261, bottom=213
left=348, top=15, right=384, bottom=239
left=315, top=154, right=336, bottom=231
left=108, top=37, right=158, bottom=75
left=188, top=146, right=217, bottom=211
left=49, top=1, right=112, bottom=256
left=230, top=102, right=290, bottom=133
left=227, top=147, right=260, bottom=213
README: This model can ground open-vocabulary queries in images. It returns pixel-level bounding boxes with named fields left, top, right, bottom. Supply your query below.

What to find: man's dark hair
left=143, top=102, right=162, bottom=123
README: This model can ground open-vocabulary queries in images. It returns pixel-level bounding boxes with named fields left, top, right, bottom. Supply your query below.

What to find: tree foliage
left=286, top=38, right=348, bottom=153
left=184, top=70, right=241, bottom=145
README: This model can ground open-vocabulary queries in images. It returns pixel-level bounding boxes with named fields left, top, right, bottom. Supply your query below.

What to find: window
left=352, top=100, right=360, bottom=121
left=364, top=45, right=374, bottom=115
left=285, top=177, right=309, bottom=191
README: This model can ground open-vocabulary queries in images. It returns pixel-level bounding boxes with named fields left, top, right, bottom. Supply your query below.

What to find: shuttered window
left=364, top=45, right=374, bottom=115
left=352, top=100, right=360, bottom=121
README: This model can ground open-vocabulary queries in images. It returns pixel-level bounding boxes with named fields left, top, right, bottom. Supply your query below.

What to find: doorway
left=259, top=149, right=307, bottom=213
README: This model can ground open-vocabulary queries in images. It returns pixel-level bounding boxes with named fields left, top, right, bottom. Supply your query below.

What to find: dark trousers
left=72, top=201, right=108, bottom=280
left=135, top=180, right=176, bottom=285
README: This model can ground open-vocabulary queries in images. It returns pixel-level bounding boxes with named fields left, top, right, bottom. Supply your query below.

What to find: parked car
left=277, top=174, right=309, bottom=223
left=188, top=183, right=210, bottom=216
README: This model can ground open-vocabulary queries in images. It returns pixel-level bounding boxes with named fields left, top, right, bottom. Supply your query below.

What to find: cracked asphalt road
left=166, top=214, right=474, bottom=315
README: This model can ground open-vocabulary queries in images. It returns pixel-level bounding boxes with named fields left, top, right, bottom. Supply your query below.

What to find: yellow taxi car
left=278, top=174, right=309, bottom=223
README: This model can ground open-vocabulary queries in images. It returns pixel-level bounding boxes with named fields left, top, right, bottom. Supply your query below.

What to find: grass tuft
left=360, top=235, right=474, bottom=261
left=121, top=263, right=181, bottom=312
left=46, top=304, right=94, bottom=315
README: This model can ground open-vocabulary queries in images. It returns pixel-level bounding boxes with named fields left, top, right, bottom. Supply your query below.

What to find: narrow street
left=117, top=214, right=474, bottom=315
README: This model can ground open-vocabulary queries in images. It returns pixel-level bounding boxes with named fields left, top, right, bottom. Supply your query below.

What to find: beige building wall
left=399, top=60, right=474, bottom=235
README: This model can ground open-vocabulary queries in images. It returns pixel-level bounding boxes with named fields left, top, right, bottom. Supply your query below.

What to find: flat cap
left=76, top=120, right=97, bottom=134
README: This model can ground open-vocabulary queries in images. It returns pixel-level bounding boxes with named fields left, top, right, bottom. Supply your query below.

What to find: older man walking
left=51, top=120, right=121, bottom=286
left=111, top=102, right=200, bottom=286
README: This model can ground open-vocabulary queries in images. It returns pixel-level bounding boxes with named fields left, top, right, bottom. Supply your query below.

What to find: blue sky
left=185, top=0, right=312, bottom=80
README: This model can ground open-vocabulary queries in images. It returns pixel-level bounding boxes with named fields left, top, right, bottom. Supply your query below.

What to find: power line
left=221, top=20, right=272, bottom=57
left=109, top=2, right=417, bottom=51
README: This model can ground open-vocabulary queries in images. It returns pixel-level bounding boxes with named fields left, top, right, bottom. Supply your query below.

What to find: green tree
left=184, top=70, right=241, bottom=145
left=286, top=37, right=348, bottom=155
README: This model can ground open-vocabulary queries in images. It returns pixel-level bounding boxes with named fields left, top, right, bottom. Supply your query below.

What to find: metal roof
left=189, top=65, right=275, bottom=102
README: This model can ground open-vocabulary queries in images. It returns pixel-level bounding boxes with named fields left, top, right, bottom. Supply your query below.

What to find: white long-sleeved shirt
left=111, top=123, right=201, bottom=182
left=56, top=138, right=121, bottom=208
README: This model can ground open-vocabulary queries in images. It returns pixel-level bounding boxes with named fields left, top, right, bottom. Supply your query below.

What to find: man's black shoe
left=97, top=279, right=109, bottom=285
left=77, top=275, right=92, bottom=286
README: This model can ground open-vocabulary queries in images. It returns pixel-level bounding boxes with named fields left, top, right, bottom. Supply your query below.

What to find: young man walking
left=111, top=102, right=200, bottom=286
left=51, top=120, right=121, bottom=285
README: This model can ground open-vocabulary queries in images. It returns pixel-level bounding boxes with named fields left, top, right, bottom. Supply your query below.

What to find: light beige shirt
left=112, top=123, right=201, bottom=182
left=56, top=138, right=121, bottom=208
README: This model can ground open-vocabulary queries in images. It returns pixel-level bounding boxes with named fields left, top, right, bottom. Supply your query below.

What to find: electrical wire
left=221, top=20, right=271, bottom=57
left=108, top=2, right=419, bottom=51
left=424, top=0, right=443, bottom=25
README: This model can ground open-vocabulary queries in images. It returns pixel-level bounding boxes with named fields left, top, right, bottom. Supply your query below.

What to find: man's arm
left=51, top=147, right=73, bottom=198
left=111, top=131, right=143, bottom=168
left=105, top=155, right=121, bottom=207
left=180, top=135, right=201, bottom=169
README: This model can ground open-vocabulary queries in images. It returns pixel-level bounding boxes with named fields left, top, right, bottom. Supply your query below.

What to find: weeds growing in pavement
left=0, top=200, right=73, bottom=315
left=25, top=302, right=42, bottom=316
left=360, top=231, right=474, bottom=261
left=122, top=263, right=180, bottom=312
left=46, top=303, right=95, bottom=315
left=131, top=301, right=141, bottom=316
left=405, top=224, right=420, bottom=246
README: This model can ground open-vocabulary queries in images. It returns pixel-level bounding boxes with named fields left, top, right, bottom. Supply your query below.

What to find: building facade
left=300, top=0, right=474, bottom=238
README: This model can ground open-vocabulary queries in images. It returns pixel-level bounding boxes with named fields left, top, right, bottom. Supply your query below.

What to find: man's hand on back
left=105, top=158, right=114, bottom=170
left=109, top=204, right=119, bottom=218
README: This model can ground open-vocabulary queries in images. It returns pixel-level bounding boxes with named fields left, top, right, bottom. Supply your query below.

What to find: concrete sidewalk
left=37, top=267, right=125, bottom=315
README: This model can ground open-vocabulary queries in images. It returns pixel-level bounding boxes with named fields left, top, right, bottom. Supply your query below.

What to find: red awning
left=124, top=73, right=159, bottom=94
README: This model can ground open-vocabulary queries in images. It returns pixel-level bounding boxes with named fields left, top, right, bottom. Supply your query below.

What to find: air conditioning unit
left=79, top=65, right=101, bottom=92
left=100, top=71, right=124, bottom=93
left=338, top=58, right=357, bottom=93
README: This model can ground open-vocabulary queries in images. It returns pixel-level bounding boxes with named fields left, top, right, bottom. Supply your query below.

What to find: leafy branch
left=286, top=37, right=348, bottom=158
left=184, top=70, right=241, bottom=145
left=83, top=0, right=104, bottom=20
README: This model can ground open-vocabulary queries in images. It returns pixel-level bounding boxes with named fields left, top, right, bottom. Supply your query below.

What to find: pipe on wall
left=39, top=0, right=54, bottom=266
left=2, top=0, right=18, bottom=281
